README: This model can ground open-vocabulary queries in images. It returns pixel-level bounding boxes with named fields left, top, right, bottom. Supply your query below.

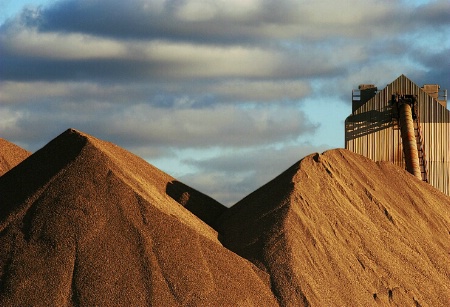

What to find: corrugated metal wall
left=345, top=75, right=450, bottom=195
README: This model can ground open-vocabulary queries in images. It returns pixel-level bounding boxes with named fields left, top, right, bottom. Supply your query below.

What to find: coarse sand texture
left=1, top=128, right=449, bottom=306
left=217, top=149, right=450, bottom=306
left=0, top=129, right=276, bottom=306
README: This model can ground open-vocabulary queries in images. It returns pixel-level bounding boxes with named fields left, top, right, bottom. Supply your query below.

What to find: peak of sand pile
left=0, top=138, right=31, bottom=176
left=0, top=128, right=277, bottom=306
left=217, top=148, right=450, bottom=306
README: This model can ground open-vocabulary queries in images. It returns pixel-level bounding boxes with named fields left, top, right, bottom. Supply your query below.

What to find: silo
left=345, top=75, right=450, bottom=195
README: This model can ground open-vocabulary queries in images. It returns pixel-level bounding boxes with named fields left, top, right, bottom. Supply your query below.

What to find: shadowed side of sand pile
left=166, top=180, right=226, bottom=228
left=0, top=129, right=277, bottom=306
left=216, top=149, right=450, bottom=306
left=0, top=138, right=31, bottom=176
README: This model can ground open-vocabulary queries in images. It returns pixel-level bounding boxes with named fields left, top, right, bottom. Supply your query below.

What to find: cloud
left=1, top=0, right=449, bottom=205
left=1, top=29, right=346, bottom=82
left=95, top=103, right=319, bottom=148
left=174, top=0, right=260, bottom=22
left=0, top=95, right=318, bottom=149
left=413, top=0, right=450, bottom=25
left=411, top=55, right=450, bottom=97
left=0, top=81, right=72, bottom=104
left=15, top=0, right=444, bottom=44
left=3, top=28, right=127, bottom=60
left=24, top=0, right=269, bottom=43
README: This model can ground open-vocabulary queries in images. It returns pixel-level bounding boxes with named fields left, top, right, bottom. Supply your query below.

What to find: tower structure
left=345, top=75, right=450, bottom=195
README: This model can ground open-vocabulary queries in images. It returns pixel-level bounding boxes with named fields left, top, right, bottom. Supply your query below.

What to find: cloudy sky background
left=1, top=0, right=449, bottom=206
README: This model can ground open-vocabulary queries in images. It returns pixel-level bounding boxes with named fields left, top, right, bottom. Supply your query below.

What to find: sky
left=1, top=0, right=449, bottom=206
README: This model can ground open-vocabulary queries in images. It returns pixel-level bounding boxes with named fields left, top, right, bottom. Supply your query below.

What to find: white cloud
left=138, top=41, right=279, bottom=78
left=0, top=81, right=69, bottom=104
left=3, top=28, right=127, bottom=60
left=105, top=103, right=316, bottom=148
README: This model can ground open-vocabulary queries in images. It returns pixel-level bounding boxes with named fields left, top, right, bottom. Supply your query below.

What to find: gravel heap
left=216, top=149, right=450, bottom=306
left=1, top=129, right=449, bottom=306
left=0, top=129, right=276, bottom=306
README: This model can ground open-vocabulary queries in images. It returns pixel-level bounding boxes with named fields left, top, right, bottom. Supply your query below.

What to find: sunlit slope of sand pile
left=0, top=138, right=31, bottom=176
left=0, top=129, right=276, bottom=306
left=217, top=149, right=450, bottom=306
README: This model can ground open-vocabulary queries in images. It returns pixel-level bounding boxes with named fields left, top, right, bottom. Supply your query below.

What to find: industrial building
left=345, top=74, right=450, bottom=195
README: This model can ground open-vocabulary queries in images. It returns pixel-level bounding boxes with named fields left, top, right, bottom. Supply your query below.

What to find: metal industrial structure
left=345, top=74, right=450, bottom=195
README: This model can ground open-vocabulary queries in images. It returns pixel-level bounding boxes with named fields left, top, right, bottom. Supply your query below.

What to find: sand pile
left=0, top=129, right=277, bottom=306
left=0, top=138, right=31, bottom=176
left=216, top=149, right=450, bottom=306
left=1, top=129, right=449, bottom=306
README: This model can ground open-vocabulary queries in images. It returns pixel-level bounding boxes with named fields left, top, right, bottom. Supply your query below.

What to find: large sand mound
left=0, top=138, right=31, bottom=176
left=0, top=129, right=276, bottom=306
left=217, top=149, right=450, bottom=306
left=1, top=129, right=449, bottom=306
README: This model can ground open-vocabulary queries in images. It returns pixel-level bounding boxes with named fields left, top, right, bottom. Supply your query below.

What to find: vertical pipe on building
left=399, top=102, right=422, bottom=179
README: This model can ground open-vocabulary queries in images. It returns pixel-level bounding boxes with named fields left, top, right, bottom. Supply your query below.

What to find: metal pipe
left=399, top=102, right=422, bottom=179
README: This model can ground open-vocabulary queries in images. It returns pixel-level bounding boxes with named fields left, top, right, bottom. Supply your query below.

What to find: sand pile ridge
left=0, top=128, right=277, bottom=306
left=217, top=148, right=450, bottom=306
